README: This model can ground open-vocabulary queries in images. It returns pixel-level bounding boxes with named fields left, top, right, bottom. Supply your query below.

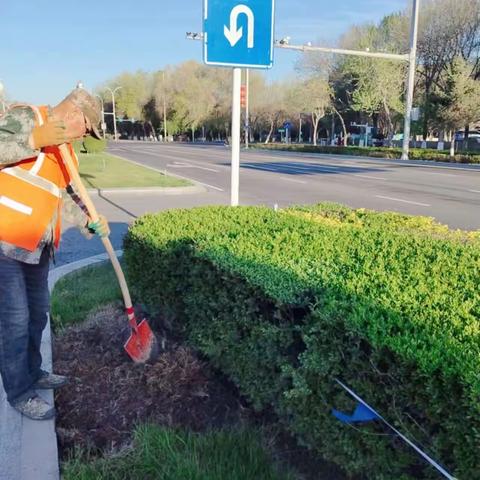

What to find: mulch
left=53, top=304, right=348, bottom=479
left=53, top=305, right=245, bottom=455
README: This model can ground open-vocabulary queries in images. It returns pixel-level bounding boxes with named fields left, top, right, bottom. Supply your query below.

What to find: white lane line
left=353, top=174, right=387, bottom=181
left=468, top=189, right=480, bottom=193
left=424, top=172, right=458, bottom=177
left=136, top=149, right=225, bottom=172
left=280, top=177, right=307, bottom=184
left=193, top=181, right=224, bottom=192
left=375, top=195, right=431, bottom=207
left=108, top=152, right=225, bottom=192
left=166, top=162, right=220, bottom=173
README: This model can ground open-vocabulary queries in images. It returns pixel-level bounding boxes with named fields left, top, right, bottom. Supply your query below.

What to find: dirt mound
left=53, top=306, right=244, bottom=455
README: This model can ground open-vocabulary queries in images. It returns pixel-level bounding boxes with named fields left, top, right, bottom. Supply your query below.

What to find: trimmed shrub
left=254, top=143, right=480, bottom=164
left=83, top=135, right=107, bottom=154
left=124, top=205, right=480, bottom=479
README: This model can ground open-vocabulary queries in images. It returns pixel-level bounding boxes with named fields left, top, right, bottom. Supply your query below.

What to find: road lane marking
left=353, top=174, right=387, bottom=181
left=375, top=195, right=431, bottom=207
left=280, top=177, right=307, bottom=184
left=134, top=149, right=226, bottom=171
left=108, top=152, right=225, bottom=192
left=166, top=162, right=220, bottom=173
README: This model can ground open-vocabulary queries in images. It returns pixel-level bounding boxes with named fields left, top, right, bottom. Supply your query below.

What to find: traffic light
left=240, top=85, right=246, bottom=109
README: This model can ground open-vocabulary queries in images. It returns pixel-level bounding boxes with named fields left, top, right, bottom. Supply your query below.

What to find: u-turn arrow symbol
left=224, top=4, right=255, bottom=48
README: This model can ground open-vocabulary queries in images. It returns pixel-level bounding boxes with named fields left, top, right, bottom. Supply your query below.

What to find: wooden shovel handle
left=59, top=144, right=134, bottom=316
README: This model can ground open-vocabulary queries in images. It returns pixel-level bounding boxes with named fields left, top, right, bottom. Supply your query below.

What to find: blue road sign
left=203, top=0, right=275, bottom=69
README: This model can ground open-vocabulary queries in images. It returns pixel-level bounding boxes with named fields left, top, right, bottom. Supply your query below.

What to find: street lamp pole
left=105, top=86, right=122, bottom=140
left=95, top=95, right=106, bottom=139
left=401, top=0, right=420, bottom=160
left=163, top=71, right=168, bottom=142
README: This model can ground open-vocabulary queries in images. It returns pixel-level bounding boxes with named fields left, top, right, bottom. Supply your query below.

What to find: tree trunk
left=312, top=115, right=319, bottom=146
left=463, top=124, right=470, bottom=151
left=265, top=119, right=275, bottom=144
left=331, top=106, right=348, bottom=146
left=192, top=126, right=195, bottom=142
left=382, top=99, right=394, bottom=147
left=422, top=83, right=430, bottom=140
left=450, top=131, right=455, bottom=158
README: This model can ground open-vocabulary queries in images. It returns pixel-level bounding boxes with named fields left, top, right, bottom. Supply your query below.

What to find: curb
left=48, top=251, right=123, bottom=289
left=86, top=185, right=206, bottom=195
left=2, top=252, right=126, bottom=480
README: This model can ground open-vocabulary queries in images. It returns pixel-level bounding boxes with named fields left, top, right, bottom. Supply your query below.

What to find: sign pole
left=231, top=67, right=242, bottom=206
left=245, top=68, right=250, bottom=149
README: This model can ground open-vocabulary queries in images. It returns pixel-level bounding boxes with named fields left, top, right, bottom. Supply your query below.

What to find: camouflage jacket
left=0, top=105, right=90, bottom=265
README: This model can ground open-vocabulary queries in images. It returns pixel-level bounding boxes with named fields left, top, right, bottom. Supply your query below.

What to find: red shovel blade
left=124, top=318, right=156, bottom=364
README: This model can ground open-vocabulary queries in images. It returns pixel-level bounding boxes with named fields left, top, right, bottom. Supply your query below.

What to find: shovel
left=59, top=144, right=158, bottom=364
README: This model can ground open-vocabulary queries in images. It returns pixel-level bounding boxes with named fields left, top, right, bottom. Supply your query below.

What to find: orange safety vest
left=0, top=105, right=78, bottom=252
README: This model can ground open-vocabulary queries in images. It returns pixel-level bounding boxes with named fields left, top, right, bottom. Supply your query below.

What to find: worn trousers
left=0, top=249, right=50, bottom=404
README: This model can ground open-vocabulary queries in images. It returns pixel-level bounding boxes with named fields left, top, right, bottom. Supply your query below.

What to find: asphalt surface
left=109, top=141, right=480, bottom=229
left=56, top=141, right=480, bottom=266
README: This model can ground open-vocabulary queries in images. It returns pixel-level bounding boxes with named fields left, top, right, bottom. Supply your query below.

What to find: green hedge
left=254, top=143, right=480, bottom=164
left=124, top=205, right=480, bottom=479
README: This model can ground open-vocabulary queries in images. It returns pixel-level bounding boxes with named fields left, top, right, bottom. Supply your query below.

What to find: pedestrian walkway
left=0, top=252, right=123, bottom=480
left=0, top=318, right=58, bottom=480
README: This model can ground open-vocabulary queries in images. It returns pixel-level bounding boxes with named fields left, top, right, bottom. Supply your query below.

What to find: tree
left=418, top=0, right=480, bottom=138
left=254, top=82, right=287, bottom=144
left=168, top=62, right=216, bottom=141
left=301, top=77, right=332, bottom=145
left=436, top=58, right=480, bottom=156
left=340, top=22, right=406, bottom=142
left=107, top=71, right=151, bottom=119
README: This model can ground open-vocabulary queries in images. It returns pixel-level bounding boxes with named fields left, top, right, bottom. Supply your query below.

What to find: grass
left=51, top=261, right=122, bottom=330
left=78, top=153, right=191, bottom=189
left=62, top=425, right=295, bottom=480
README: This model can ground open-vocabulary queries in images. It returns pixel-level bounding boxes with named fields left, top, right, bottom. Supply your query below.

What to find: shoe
left=11, top=395, right=55, bottom=421
left=34, top=371, right=69, bottom=390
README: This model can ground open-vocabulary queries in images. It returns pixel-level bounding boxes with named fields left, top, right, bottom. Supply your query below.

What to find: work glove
left=87, top=215, right=110, bottom=238
left=29, top=116, right=68, bottom=149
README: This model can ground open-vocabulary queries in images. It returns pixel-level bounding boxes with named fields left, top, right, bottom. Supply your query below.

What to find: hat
left=63, top=87, right=102, bottom=140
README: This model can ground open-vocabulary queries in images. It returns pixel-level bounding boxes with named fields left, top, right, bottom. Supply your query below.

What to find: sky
left=0, top=0, right=407, bottom=105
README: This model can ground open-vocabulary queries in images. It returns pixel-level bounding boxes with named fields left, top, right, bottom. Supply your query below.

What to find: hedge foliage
left=124, top=205, right=480, bottom=479
left=255, top=143, right=480, bottom=164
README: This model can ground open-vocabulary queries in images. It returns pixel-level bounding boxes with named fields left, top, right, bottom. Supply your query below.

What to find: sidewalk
left=0, top=252, right=123, bottom=480
left=0, top=316, right=57, bottom=480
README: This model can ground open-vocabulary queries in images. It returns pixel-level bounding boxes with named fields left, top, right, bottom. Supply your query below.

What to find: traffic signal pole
left=401, top=0, right=420, bottom=160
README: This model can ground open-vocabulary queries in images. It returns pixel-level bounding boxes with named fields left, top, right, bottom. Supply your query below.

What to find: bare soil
left=53, top=305, right=348, bottom=479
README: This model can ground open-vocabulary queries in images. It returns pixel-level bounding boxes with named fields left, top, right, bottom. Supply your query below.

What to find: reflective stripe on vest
left=0, top=105, right=75, bottom=252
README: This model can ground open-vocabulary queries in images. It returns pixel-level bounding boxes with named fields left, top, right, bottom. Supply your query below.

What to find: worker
left=0, top=88, right=110, bottom=420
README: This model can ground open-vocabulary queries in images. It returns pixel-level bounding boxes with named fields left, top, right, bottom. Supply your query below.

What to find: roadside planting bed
left=254, top=143, right=480, bottom=163
left=53, top=306, right=242, bottom=454
left=52, top=277, right=344, bottom=479
left=123, top=204, right=480, bottom=480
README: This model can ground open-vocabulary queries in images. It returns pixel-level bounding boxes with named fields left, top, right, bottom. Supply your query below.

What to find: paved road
left=109, top=141, right=480, bottom=231
left=55, top=141, right=480, bottom=266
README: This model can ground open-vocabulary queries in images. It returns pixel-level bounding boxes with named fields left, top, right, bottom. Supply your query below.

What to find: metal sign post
left=231, top=68, right=242, bottom=206
left=204, top=0, right=275, bottom=206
